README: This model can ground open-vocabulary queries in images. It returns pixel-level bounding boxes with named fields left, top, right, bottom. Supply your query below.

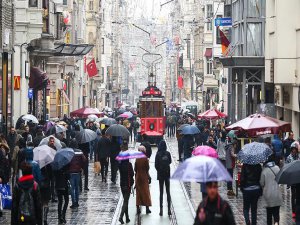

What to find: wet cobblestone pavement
left=0, top=137, right=296, bottom=225
left=166, top=137, right=295, bottom=225
left=0, top=163, right=120, bottom=225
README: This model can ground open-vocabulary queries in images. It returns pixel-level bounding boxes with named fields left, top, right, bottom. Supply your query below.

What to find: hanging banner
left=178, top=76, right=183, bottom=89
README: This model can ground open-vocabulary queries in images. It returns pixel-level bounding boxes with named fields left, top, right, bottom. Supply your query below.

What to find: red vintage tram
left=137, top=53, right=166, bottom=145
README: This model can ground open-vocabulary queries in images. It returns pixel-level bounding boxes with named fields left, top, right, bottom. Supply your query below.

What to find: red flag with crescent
left=86, top=58, right=98, bottom=77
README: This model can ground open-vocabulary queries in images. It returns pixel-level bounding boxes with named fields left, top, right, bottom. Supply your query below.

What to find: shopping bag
left=0, top=184, right=12, bottom=210
left=94, top=161, right=101, bottom=175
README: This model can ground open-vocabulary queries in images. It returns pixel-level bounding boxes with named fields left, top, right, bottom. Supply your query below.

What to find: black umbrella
left=105, top=124, right=130, bottom=137
left=101, top=118, right=117, bottom=126
left=276, top=160, right=300, bottom=185
left=75, top=129, right=97, bottom=144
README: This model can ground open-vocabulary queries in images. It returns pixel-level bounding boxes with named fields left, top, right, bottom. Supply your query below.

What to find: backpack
left=159, top=152, right=170, bottom=173
left=18, top=182, right=37, bottom=223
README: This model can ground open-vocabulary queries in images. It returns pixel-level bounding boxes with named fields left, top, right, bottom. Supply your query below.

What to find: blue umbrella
left=52, top=148, right=75, bottom=170
left=238, top=142, right=273, bottom=165
left=181, top=125, right=200, bottom=135
left=171, top=156, right=232, bottom=182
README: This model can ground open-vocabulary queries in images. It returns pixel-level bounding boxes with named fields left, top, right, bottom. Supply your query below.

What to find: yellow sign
left=14, top=75, right=21, bottom=90
left=65, top=31, right=71, bottom=44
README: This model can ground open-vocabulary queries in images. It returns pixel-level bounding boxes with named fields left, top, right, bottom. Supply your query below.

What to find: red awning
left=204, top=48, right=212, bottom=57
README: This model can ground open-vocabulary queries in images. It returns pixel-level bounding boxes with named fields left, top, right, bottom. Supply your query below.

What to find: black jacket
left=110, top=140, right=121, bottom=159
left=11, top=175, right=43, bottom=225
left=95, top=136, right=111, bottom=160
left=54, top=166, right=70, bottom=191
left=7, top=132, right=17, bottom=152
left=119, top=160, right=134, bottom=192
left=155, top=141, right=172, bottom=180
left=240, top=164, right=262, bottom=189
left=194, top=196, right=236, bottom=225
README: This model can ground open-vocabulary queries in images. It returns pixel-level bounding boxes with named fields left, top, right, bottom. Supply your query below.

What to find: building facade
left=265, top=0, right=300, bottom=137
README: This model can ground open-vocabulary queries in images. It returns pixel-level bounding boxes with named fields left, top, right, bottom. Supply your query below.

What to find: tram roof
left=139, top=97, right=164, bottom=101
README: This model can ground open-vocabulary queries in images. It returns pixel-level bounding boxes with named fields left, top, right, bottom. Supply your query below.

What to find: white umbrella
left=39, top=135, right=62, bottom=150
left=33, top=145, right=56, bottom=168
left=55, top=124, right=67, bottom=134
left=88, top=114, right=98, bottom=121
left=22, top=114, right=39, bottom=124
left=123, top=111, right=133, bottom=118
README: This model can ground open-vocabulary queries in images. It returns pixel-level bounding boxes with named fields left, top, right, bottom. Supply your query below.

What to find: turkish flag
left=86, top=58, right=98, bottom=77
left=178, top=76, right=183, bottom=89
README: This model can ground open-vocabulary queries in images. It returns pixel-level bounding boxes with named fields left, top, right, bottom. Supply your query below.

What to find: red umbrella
left=226, top=113, right=291, bottom=137
left=198, top=108, right=227, bottom=120
left=70, top=107, right=102, bottom=118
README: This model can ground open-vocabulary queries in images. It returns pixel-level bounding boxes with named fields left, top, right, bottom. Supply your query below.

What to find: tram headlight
left=149, top=123, right=154, bottom=130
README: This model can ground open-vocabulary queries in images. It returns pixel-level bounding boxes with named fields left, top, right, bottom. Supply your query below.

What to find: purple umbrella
left=43, top=121, right=55, bottom=132
left=171, top=155, right=232, bottom=183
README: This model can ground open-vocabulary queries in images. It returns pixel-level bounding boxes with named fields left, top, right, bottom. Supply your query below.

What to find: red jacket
left=69, top=151, right=87, bottom=173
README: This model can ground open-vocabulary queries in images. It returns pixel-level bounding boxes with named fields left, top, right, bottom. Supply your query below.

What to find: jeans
left=57, top=189, right=69, bottom=218
left=159, top=179, right=171, bottom=208
left=110, top=157, right=118, bottom=182
left=100, top=158, right=109, bottom=180
left=266, top=206, right=280, bottom=225
left=243, top=188, right=261, bottom=225
left=120, top=190, right=130, bottom=220
left=227, top=168, right=233, bottom=190
left=70, top=173, right=80, bottom=204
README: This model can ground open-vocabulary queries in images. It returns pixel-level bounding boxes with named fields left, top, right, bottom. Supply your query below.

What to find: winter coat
left=135, top=158, right=152, bottom=206
left=225, top=142, right=235, bottom=169
left=95, top=136, right=111, bottom=160
left=0, top=149, right=10, bottom=184
left=141, top=141, right=152, bottom=158
left=40, top=164, right=52, bottom=202
left=283, top=137, right=295, bottom=157
left=119, top=160, right=134, bottom=192
left=69, top=150, right=87, bottom=173
left=240, top=164, right=262, bottom=190
left=260, top=162, right=282, bottom=207
left=25, top=148, right=42, bottom=184
left=183, top=135, right=195, bottom=159
left=33, top=134, right=45, bottom=147
left=217, top=139, right=226, bottom=160
left=155, top=140, right=172, bottom=180
left=54, top=167, right=70, bottom=191
left=206, top=141, right=217, bottom=150
left=194, top=196, right=236, bottom=225
left=11, top=175, right=43, bottom=225
left=110, top=140, right=121, bottom=159
left=7, top=132, right=18, bottom=152
left=271, top=134, right=283, bottom=157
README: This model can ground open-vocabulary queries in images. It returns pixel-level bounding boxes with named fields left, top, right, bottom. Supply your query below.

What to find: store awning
left=204, top=48, right=212, bottom=57
left=54, top=44, right=94, bottom=56
left=29, top=67, right=49, bottom=90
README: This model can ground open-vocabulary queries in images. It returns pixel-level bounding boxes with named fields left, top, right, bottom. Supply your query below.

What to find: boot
left=136, top=206, right=141, bottom=214
left=43, top=207, right=49, bottom=225
left=125, top=213, right=130, bottom=223
left=62, top=211, right=67, bottom=223
left=168, top=205, right=172, bottom=216
left=146, top=206, right=151, bottom=214
left=159, top=207, right=163, bottom=216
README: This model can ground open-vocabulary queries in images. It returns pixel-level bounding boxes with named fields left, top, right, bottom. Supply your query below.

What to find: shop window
left=206, top=4, right=213, bottom=31
left=89, top=0, right=94, bottom=11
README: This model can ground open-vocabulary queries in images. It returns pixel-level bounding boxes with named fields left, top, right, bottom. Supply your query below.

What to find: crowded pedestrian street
left=1, top=0, right=300, bottom=225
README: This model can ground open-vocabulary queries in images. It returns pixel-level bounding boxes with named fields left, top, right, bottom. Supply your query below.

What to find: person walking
left=7, top=126, right=18, bottom=155
left=176, top=132, right=184, bottom=162
left=0, top=144, right=10, bottom=218
left=183, top=134, right=195, bottom=160
left=33, top=128, right=45, bottom=147
left=135, top=146, right=152, bottom=214
left=141, top=134, right=152, bottom=159
left=206, top=135, right=217, bottom=149
left=95, top=130, right=110, bottom=182
left=24, top=142, right=42, bottom=184
left=217, top=131, right=226, bottom=166
left=110, top=136, right=121, bottom=184
left=68, top=139, right=86, bottom=209
left=225, top=137, right=236, bottom=196
left=286, top=144, right=299, bottom=218
left=272, top=134, right=283, bottom=166
left=118, top=158, right=134, bottom=224
left=40, top=164, right=52, bottom=225
left=193, top=182, right=236, bottom=225
left=155, top=140, right=172, bottom=216
left=11, top=162, right=42, bottom=225
left=48, top=137, right=57, bottom=202
left=54, top=165, right=70, bottom=224
left=78, top=141, right=90, bottom=190
left=240, top=163, right=262, bottom=225
left=283, top=132, right=295, bottom=159
left=260, top=154, right=282, bottom=225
